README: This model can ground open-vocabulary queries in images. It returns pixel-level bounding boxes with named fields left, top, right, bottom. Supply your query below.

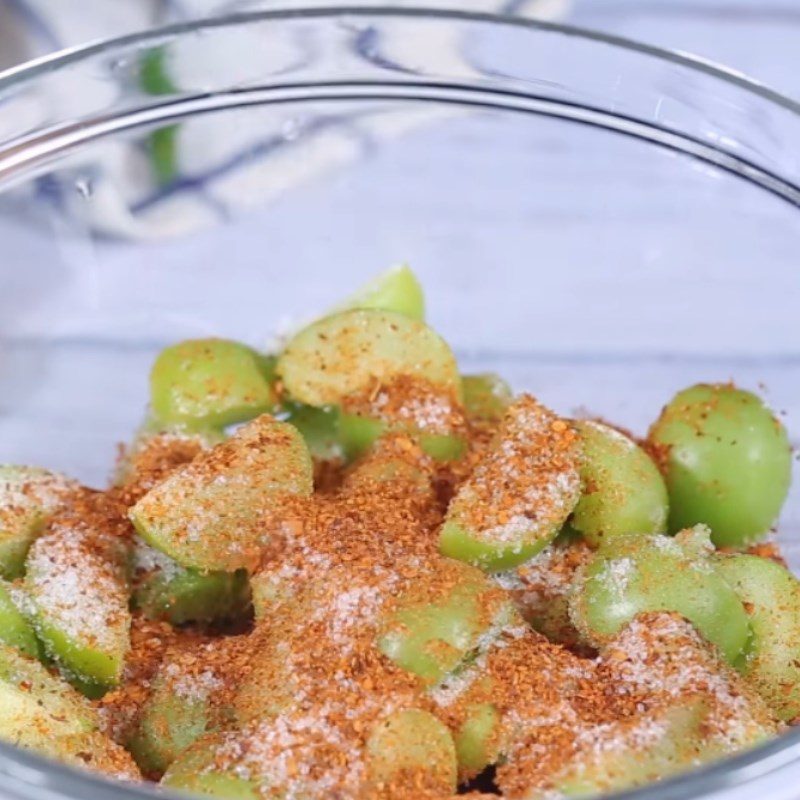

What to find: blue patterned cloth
left=0, top=0, right=571, bottom=239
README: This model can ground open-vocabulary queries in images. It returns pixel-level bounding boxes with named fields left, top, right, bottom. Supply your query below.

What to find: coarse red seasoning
left=5, top=384, right=790, bottom=799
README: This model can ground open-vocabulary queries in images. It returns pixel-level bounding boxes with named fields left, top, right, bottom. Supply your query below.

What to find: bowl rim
left=0, top=6, right=798, bottom=800
left=0, top=3, right=798, bottom=116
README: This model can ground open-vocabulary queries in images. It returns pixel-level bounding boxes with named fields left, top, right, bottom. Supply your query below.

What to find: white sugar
left=27, top=522, right=127, bottom=651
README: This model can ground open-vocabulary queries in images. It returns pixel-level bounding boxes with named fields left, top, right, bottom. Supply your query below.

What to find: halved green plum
left=462, top=373, right=513, bottom=422
left=280, top=400, right=342, bottom=461
left=544, top=700, right=709, bottom=798
left=377, top=559, right=515, bottom=686
left=648, top=384, right=791, bottom=547
left=41, top=730, right=141, bottom=781
left=339, top=413, right=465, bottom=463
left=113, top=422, right=225, bottom=490
left=342, top=434, right=434, bottom=496
left=440, top=396, right=582, bottom=572
left=0, top=643, right=97, bottom=750
left=599, top=612, right=778, bottom=747
left=0, top=580, right=39, bottom=658
left=715, top=554, right=800, bottom=720
left=276, top=309, right=462, bottom=409
left=161, top=733, right=259, bottom=799
left=497, top=540, right=593, bottom=649
left=570, top=527, right=750, bottom=664
left=129, top=659, right=226, bottom=775
left=26, top=517, right=131, bottom=693
left=0, top=467, right=76, bottom=579
left=139, top=46, right=179, bottom=186
left=333, top=264, right=426, bottom=320
left=130, top=415, right=313, bottom=572
left=571, top=420, right=668, bottom=546
left=132, top=540, right=251, bottom=626
left=150, top=338, right=276, bottom=431
left=366, top=709, right=457, bottom=794
left=453, top=702, right=502, bottom=779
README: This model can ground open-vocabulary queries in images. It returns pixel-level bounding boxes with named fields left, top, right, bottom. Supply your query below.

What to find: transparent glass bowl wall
left=0, top=8, right=798, bottom=800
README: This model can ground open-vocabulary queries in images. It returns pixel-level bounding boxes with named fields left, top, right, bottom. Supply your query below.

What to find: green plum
left=132, top=540, right=251, bottom=626
left=281, top=400, right=341, bottom=460
left=570, top=527, right=750, bottom=664
left=276, top=309, right=462, bottom=409
left=366, top=709, right=457, bottom=794
left=440, top=396, right=582, bottom=572
left=648, top=384, right=791, bottom=547
left=0, top=643, right=97, bottom=750
left=498, top=540, right=593, bottom=649
left=571, top=420, right=668, bottom=547
left=339, top=413, right=465, bottom=463
left=150, top=338, right=276, bottom=431
left=161, top=733, right=259, bottom=799
left=129, top=660, right=228, bottom=775
left=113, top=422, right=225, bottom=488
left=715, top=554, right=800, bottom=721
left=130, top=415, right=313, bottom=572
left=26, top=517, right=131, bottom=694
left=140, top=47, right=179, bottom=186
left=38, top=731, right=140, bottom=780
left=462, top=373, right=513, bottom=422
left=0, top=580, right=39, bottom=658
left=548, top=700, right=708, bottom=798
left=454, top=702, right=501, bottom=779
left=342, top=434, right=434, bottom=495
left=0, top=467, right=76, bottom=579
left=377, top=560, right=514, bottom=686
left=333, top=264, right=426, bottom=320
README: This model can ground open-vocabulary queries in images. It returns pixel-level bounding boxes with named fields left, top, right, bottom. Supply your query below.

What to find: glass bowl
left=0, top=7, right=797, bottom=800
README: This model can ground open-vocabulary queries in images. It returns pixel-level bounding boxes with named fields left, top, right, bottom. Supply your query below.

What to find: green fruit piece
left=150, top=338, right=276, bottom=431
left=0, top=643, right=97, bottom=750
left=377, top=560, right=514, bottom=686
left=0, top=580, right=39, bottom=658
left=281, top=401, right=341, bottom=460
left=26, top=516, right=131, bottom=692
left=113, top=422, right=225, bottom=489
left=133, top=540, right=250, bottom=626
left=454, top=702, right=501, bottom=778
left=148, top=125, right=178, bottom=186
left=462, top=374, right=513, bottom=422
left=550, top=699, right=708, bottom=798
left=648, top=384, right=792, bottom=547
left=339, top=413, right=464, bottom=463
left=276, top=309, right=461, bottom=409
left=715, top=554, right=800, bottom=721
left=41, top=731, right=141, bottom=780
left=256, top=353, right=278, bottom=384
left=339, top=413, right=385, bottom=461
left=140, top=46, right=177, bottom=96
left=0, top=467, right=76, bottom=580
left=130, top=415, right=313, bottom=572
left=139, top=47, right=179, bottom=187
left=570, top=527, right=750, bottom=664
left=129, top=661, right=224, bottom=775
left=600, top=611, right=778, bottom=749
left=342, top=434, right=434, bottom=496
left=334, top=265, right=426, bottom=320
left=250, top=569, right=295, bottom=623
left=366, top=709, right=457, bottom=794
left=571, top=420, right=669, bottom=547
left=162, top=733, right=259, bottom=799
left=498, top=540, right=593, bottom=649
left=440, top=396, right=582, bottom=572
